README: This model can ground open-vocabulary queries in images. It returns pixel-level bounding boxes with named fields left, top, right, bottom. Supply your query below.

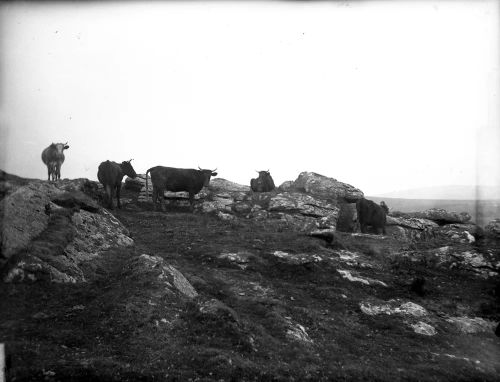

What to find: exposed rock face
left=434, top=224, right=477, bottom=244
left=384, top=215, right=437, bottom=242
left=384, top=214, right=481, bottom=243
left=1, top=182, right=58, bottom=259
left=2, top=209, right=79, bottom=283
left=267, top=192, right=340, bottom=231
left=271, top=250, right=324, bottom=265
left=1, top=177, right=134, bottom=283
left=208, top=178, right=251, bottom=193
left=124, top=174, right=145, bottom=192
left=51, top=190, right=101, bottom=212
left=291, top=172, right=364, bottom=202
left=278, top=180, right=294, bottom=192
left=337, top=269, right=388, bottom=287
left=201, top=173, right=362, bottom=233
left=446, top=316, right=497, bottom=334
left=68, top=209, right=134, bottom=257
left=386, top=216, right=438, bottom=230
left=394, top=246, right=499, bottom=278
left=485, top=219, right=500, bottom=239
left=125, top=254, right=198, bottom=298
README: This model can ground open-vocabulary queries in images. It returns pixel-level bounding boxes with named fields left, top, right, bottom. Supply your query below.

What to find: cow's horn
left=198, top=166, right=202, bottom=170
left=129, top=159, right=133, bottom=162
left=213, top=168, right=217, bottom=172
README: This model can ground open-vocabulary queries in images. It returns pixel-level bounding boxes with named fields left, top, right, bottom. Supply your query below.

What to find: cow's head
left=121, top=159, right=137, bottom=179
left=198, top=166, right=218, bottom=186
left=380, top=201, right=389, bottom=214
left=256, top=170, right=275, bottom=190
left=257, top=170, right=273, bottom=179
left=52, top=142, right=69, bottom=153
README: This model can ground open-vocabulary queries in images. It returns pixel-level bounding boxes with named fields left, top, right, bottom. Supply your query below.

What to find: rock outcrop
left=130, top=171, right=481, bottom=242
left=385, top=212, right=481, bottom=244
left=1, top=176, right=134, bottom=283
left=131, top=172, right=356, bottom=233
left=1, top=181, right=59, bottom=259
left=124, top=254, right=198, bottom=298
left=485, top=218, right=500, bottom=239
left=289, top=172, right=364, bottom=202
left=391, top=209, right=471, bottom=225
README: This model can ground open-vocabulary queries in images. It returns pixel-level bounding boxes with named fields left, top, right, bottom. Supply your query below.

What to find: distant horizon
left=373, top=184, right=500, bottom=201
left=2, top=166, right=500, bottom=202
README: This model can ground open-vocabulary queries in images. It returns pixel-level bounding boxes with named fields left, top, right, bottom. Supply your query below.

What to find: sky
left=0, top=1, right=499, bottom=197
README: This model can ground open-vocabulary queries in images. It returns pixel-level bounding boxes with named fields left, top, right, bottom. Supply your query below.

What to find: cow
left=356, top=198, right=389, bottom=235
left=97, top=159, right=137, bottom=209
left=250, top=170, right=276, bottom=192
left=145, top=166, right=217, bottom=211
left=41, top=142, right=69, bottom=181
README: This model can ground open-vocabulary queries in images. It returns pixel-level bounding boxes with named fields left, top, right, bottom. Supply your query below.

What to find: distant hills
left=375, top=185, right=500, bottom=201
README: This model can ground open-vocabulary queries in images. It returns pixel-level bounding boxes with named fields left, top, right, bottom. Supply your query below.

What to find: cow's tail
left=145, top=168, right=151, bottom=202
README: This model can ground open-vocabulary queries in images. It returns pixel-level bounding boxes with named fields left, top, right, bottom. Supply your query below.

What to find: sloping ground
left=1, top=195, right=499, bottom=381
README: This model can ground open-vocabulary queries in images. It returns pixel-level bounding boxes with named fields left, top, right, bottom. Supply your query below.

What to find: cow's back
left=98, top=161, right=122, bottom=186
left=150, top=167, right=205, bottom=193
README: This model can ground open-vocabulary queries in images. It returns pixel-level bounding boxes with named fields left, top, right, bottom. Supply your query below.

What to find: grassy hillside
left=1, top=184, right=500, bottom=381
left=369, top=196, right=500, bottom=227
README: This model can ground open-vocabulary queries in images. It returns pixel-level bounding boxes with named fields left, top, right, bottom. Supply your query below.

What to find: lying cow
left=356, top=198, right=389, bottom=235
left=250, top=170, right=276, bottom=192
left=145, top=166, right=218, bottom=211
left=41, top=142, right=69, bottom=181
left=97, top=159, right=137, bottom=209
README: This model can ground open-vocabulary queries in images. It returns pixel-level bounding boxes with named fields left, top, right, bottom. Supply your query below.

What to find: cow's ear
left=212, top=172, right=218, bottom=176
left=64, top=145, right=69, bottom=149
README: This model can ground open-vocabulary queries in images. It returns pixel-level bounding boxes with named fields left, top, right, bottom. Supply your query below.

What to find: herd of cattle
left=41, top=142, right=389, bottom=234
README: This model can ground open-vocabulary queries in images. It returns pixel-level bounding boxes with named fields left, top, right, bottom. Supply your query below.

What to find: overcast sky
left=0, top=1, right=498, bottom=196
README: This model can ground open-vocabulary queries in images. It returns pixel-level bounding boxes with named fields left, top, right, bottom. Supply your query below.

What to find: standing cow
left=41, top=142, right=69, bottom=181
left=97, top=160, right=137, bottom=209
left=145, top=166, right=217, bottom=211
left=250, top=170, right=276, bottom=192
left=356, top=198, right=389, bottom=235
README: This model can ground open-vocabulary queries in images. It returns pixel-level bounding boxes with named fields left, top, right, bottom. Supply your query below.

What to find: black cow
left=97, top=160, right=137, bottom=209
left=250, top=170, right=276, bottom=192
left=145, top=166, right=217, bottom=211
left=41, top=142, right=69, bottom=181
left=356, top=198, right=389, bottom=235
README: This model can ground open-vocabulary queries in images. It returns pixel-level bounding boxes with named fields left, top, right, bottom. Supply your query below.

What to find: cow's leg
left=159, top=188, right=166, bottom=212
left=116, top=183, right=122, bottom=209
left=360, top=223, right=367, bottom=234
left=105, top=185, right=114, bottom=209
left=152, top=186, right=158, bottom=210
left=47, top=165, right=51, bottom=181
